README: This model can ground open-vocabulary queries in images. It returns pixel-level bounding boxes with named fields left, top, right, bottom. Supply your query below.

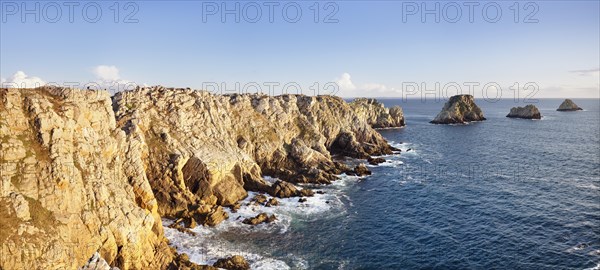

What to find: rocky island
left=557, top=99, right=583, bottom=111
left=0, top=86, right=403, bottom=269
left=506, top=105, right=542, bottom=119
left=430, top=95, right=486, bottom=124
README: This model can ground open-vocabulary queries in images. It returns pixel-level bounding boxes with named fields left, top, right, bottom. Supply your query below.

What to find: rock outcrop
left=213, top=255, right=250, bottom=270
left=506, top=105, right=542, bottom=119
left=112, top=87, right=396, bottom=218
left=430, top=95, right=486, bottom=124
left=557, top=99, right=583, bottom=111
left=1, top=86, right=400, bottom=269
left=349, top=98, right=405, bottom=128
left=242, top=213, right=277, bottom=225
left=352, top=164, right=372, bottom=176
left=0, top=87, right=175, bottom=270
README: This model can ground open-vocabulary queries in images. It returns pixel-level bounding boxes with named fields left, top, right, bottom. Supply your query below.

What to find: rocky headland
left=430, top=95, right=486, bottom=124
left=0, top=86, right=403, bottom=269
left=349, top=98, right=405, bottom=128
left=557, top=99, right=583, bottom=111
left=506, top=105, right=542, bottom=119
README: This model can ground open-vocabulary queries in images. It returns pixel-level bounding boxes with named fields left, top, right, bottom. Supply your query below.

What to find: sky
left=1, top=0, right=599, bottom=98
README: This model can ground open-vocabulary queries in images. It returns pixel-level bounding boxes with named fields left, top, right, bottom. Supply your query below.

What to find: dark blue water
left=168, top=98, right=600, bottom=269
left=298, top=99, right=599, bottom=269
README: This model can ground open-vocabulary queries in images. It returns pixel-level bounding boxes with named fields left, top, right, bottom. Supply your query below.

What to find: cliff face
left=112, top=87, right=397, bottom=217
left=430, top=95, right=486, bottom=124
left=0, top=88, right=173, bottom=270
left=506, top=105, right=542, bottom=119
left=557, top=99, right=583, bottom=111
left=1, top=86, right=400, bottom=269
left=349, top=98, right=405, bottom=128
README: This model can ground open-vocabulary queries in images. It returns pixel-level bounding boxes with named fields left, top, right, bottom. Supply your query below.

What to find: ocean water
left=165, top=98, right=600, bottom=269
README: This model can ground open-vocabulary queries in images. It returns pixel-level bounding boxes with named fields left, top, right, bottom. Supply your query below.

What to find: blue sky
left=1, top=1, right=599, bottom=98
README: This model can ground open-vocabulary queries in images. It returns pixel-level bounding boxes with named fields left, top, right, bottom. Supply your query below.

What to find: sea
left=164, top=98, right=600, bottom=270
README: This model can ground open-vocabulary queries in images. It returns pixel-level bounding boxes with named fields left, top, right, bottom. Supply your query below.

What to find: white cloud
left=363, top=83, right=388, bottom=92
left=335, top=73, right=356, bottom=91
left=93, top=65, right=121, bottom=81
left=570, top=68, right=600, bottom=77
left=335, top=72, right=394, bottom=97
left=91, top=65, right=138, bottom=94
left=2, top=71, right=46, bottom=88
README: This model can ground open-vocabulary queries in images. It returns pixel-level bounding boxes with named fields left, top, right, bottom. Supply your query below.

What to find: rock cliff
left=506, top=105, right=542, bottom=119
left=349, top=98, right=405, bottom=128
left=112, top=87, right=397, bottom=218
left=557, top=99, right=583, bottom=111
left=430, top=95, right=486, bottom=124
left=0, top=87, right=174, bottom=270
left=1, top=86, right=400, bottom=269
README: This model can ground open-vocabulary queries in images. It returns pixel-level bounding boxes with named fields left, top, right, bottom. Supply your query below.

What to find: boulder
left=203, top=206, right=228, bottom=227
left=242, top=213, right=276, bottom=225
left=213, top=255, right=250, bottom=270
left=367, top=157, right=386, bottom=165
left=430, top=95, right=486, bottom=124
left=506, top=105, right=542, bottom=119
left=354, top=164, right=372, bottom=176
left=265, top=198, right=279, bottom=207
left=268, top=180, right=300, bottom=198
left=250, top=194, right=267, bottom=205
left=170, top=253, right=217, bottom=270
left=557, top=99, right=583, bottom=111
left=300, top=188, right=315, bottom=197
left=230, top=202, right=241, bottom=213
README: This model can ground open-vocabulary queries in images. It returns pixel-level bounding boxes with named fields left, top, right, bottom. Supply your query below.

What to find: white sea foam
left=388, top=141, right=418, bottom=156
left=576, top=183, right=600, bottom=191
left=165, top=174, right=362, bottom=269
left=583, top=262, right=600, bottom=270
left=378, top=159, right=404, bottom=167
left=566, top=242, right=591, bottom=253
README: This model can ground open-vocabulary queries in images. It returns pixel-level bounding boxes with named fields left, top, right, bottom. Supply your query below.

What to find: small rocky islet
left=430, top=94, right=486, bottom=124
left=506, top=104, right=542, bottom=119
left=557, top=99, right=583, bottom=111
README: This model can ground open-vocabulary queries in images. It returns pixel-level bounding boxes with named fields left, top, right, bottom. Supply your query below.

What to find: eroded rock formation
left=349, top=98, right=405, bottom=128
left=506, top=105, right=542, bottom=119
left=1, top=86, right=401, bottom=269
left=112, top=87, right=397, bottom=217
left=0, top=87, right=174, bottom=270
left=557, top=99, right=583, bottom=111
left=430, top=95, right=486, bottom=124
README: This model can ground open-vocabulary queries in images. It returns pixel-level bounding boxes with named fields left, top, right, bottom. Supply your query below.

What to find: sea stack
left=506, top=105, right=542, bottom=119
left=430, top=95, right=486, bottom=124
left=557, top=99, right=583, bottom=111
